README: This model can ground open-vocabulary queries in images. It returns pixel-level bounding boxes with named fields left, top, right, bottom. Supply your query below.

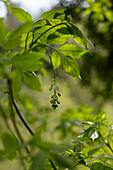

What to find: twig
left=7, top=90, right=30, bottom=155
left=6, top=79, right=34, bottom=136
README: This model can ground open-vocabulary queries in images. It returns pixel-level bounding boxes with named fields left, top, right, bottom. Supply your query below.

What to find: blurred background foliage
left=0, top=0, right=113, bottom=169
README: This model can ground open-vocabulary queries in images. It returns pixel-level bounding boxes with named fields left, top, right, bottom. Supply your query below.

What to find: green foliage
left=62, top=56, right=80, bottom=77
left=0, top=5, right=113, bottom=170
left=51, top=50, right=61, bottom=70
left=11, top=7, right=32, bottom=23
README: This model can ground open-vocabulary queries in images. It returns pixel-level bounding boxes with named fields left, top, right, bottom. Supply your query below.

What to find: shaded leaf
left=2, top=133, right=18, bottom=160
left=22, top=72, right=42, bottom=91
left=59, top=44, right=87, bottom=59
left=11, top=52, right=44, bottom=72
left=11, top=68, right=22, bottom=96
left=62, top=56, right=80, bottom=77
left=91, top=162, right=105, bottom=170
left=11, top=7, right=32, bottom=23
left=8, top=22, right=33, bottom=40
left=31, top=151, right=46, bottom=170
left=51, top=152, right=73, bottom=169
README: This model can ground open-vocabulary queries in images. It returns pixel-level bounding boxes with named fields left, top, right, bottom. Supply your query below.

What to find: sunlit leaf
left=52, top=50, right=61, bottom=70
left=62, top=56, right=80, bottom=77
left=59, top=44, right=87, bottom=59
left=47, top=28, right=72, bottom=44
left=11, top=7, right=32, bottom=23
left=88, top=146, right=107, bottom=156
left=0, top=18, right=6, bottom=46
left=41, top=9, right=65, bottom=19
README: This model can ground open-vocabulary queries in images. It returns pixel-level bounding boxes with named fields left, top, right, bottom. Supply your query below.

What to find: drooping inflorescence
left=49, top=80, right=61, bottom=109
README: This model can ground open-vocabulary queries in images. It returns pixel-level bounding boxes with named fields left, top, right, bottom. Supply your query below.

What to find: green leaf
left=11, top=68, right=22, bottom=96
left=31, top=151, right=46, bottom=170
left=41, top=9, right=65, bottom=19
left=11, top=52, right=44, bottom=72
left=23, top=72, right=41, bottom=91
left=2, top=133, right=18, bottom=160
left=3, top=38, right=21, bottom=50
left=8, top=22, right=33, bottom=40
left=51, top=152, right=73, bottom=168
left=105, top=164, right=113, bottom=170
left=52, top=50, right=61, bottom=70
left=33, top=20, right=46, bottom=27
left=91, top=162, right=105, bottom=170
left=20, top=32, right=33, bottom=47
left=0, top=18, right=6, bottom=45
left=47, top=29, right=72, bottom=44
left=59, top=44, right=87, bottom=59
left=62, top=56, right=80, bottom=77
left=88, top=146, right=107, bottom=156
left=70, top=22, right=94, bottom=48
left=11, top=7, right=32, bottom=23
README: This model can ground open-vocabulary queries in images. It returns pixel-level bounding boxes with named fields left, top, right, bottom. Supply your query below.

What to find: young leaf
left=41, top=9, right=65, bottom=20
left=11, top=52, right=44, bottom=72
left=52, top=50, right=61, bottom=70
left=62, top=56, right=80, bottom=77
left=59, top=44, right=88, bottom=59
left=11, top=7, right=32, bottom=23
left=0, top=18, right=6, bottom=46
left=31, top=151, right=46, bottom=170
left=22, top=72, right=42, bottom=91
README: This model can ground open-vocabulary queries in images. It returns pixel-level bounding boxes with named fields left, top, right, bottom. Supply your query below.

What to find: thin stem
left=49, top=159, right=57, bottom=170
left=29, top=22, right=66, bottom=48
left=46, top=48, right=56, bottom=80
left=8, top=90, right=30, bottom=155
left=6, top=79, right=34, bottom=136
left=25, top=32, right=29, bottom=52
